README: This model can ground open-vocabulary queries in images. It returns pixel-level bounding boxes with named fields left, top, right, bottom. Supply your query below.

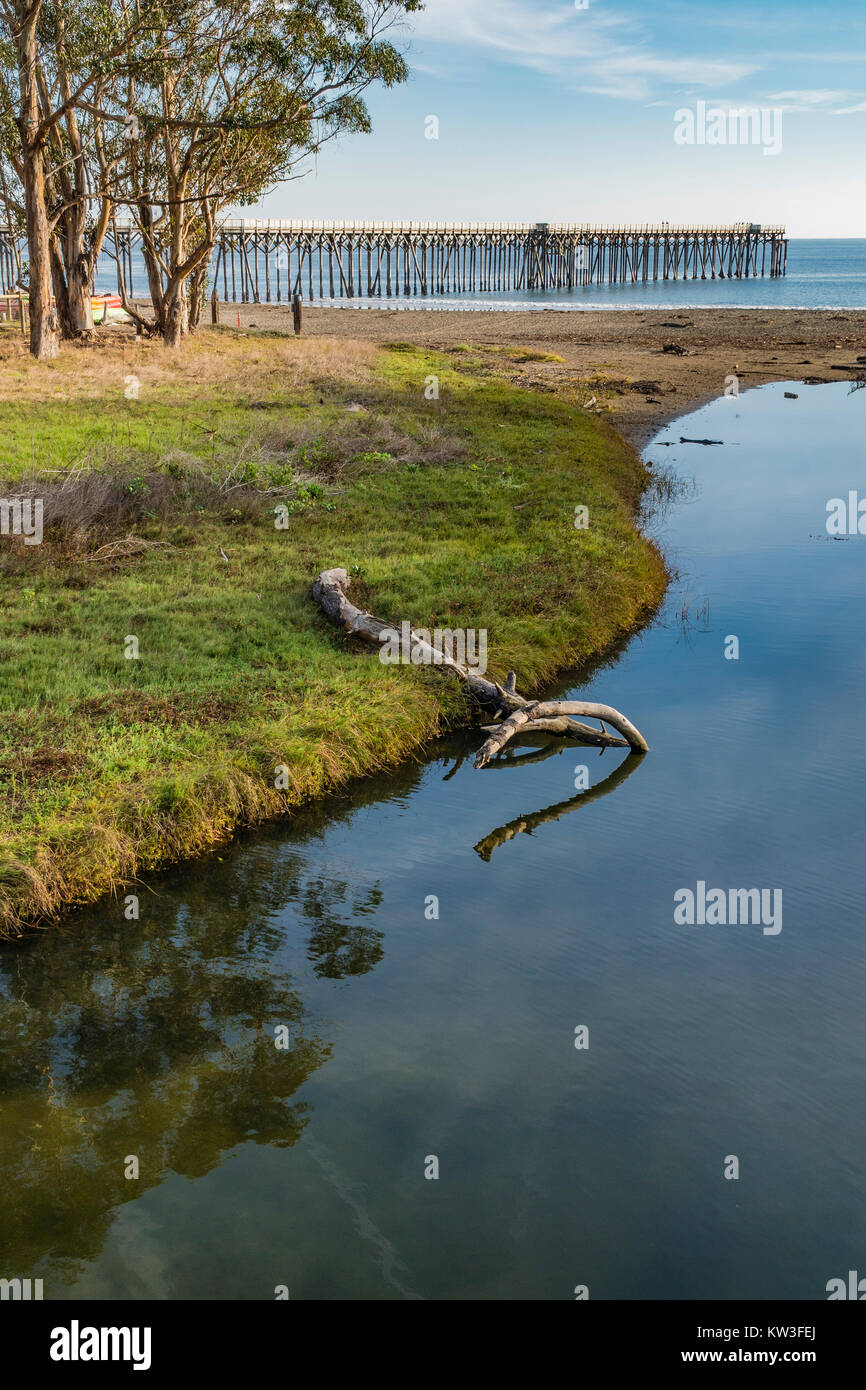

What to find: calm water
left=95, top=239, right=866, bottom=312
left=1, top=380, right=865, bottom=1300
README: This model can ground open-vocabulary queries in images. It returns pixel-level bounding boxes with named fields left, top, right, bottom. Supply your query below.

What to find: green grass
left=0, top=331, right=667, bottom=933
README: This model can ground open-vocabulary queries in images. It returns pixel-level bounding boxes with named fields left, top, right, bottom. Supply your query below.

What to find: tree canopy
left=0, top=0, right=422, bottom=354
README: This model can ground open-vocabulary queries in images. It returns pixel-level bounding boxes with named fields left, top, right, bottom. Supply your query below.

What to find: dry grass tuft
left=0, top=328, right=380, bottom=405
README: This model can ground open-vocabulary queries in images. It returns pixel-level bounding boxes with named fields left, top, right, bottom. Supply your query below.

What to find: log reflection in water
left=474, top=750, right=645, bottom=860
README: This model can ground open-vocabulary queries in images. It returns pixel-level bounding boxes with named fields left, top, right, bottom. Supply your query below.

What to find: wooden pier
left=0, top=220, right=789, bottom=304
left=200, top=220, right=788, bottom=302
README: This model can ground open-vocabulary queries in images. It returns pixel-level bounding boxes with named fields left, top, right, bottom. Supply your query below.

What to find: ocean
left=93, top=237, right=866, bottom=312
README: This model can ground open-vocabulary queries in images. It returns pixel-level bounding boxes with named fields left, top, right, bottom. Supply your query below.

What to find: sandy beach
left=223, top=304, right=866, bottom=446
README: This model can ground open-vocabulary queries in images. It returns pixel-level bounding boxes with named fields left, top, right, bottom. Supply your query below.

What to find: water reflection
left=303, top=878, right=384, bottom=978
left=0, top=840, right=389, bottom=1282
left=474, top=749, right=645, bottom=860
left=0, top=711, right=646, bottom=1289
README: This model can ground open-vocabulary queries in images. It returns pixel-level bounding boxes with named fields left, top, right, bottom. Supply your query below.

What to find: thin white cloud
left=582, top=83, right=653, bottom=102
left=412, top=0, right=759, bottom=99
left=764, top=89, right=866, bottom=114
left=766, top=89, right=855, bottom=105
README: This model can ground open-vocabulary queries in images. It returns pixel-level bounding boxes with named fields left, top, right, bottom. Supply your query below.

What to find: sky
left=256, top=0, right=866, bottom=237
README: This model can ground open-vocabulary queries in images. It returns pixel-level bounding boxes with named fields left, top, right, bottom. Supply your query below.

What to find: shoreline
left=0, top=335, right=666, bottom=935
left=221, top=304, right=866, bottom=447
left=4, top=306, right=861, bottom=932
left=220, top=300, right=863, bottom=313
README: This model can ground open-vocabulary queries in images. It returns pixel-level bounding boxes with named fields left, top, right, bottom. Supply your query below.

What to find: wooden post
left=211, top=288, right=220, bottom=325
left=292, top=292, right=302, bottom=336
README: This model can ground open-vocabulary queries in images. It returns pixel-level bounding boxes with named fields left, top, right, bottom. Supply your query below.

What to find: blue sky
left=257, top=0, right=866, bottom=236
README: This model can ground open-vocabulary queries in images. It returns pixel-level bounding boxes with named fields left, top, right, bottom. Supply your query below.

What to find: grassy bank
left=0, top=330, right=667, bottom=934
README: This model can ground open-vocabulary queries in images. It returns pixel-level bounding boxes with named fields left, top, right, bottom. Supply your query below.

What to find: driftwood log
left=311, top=568, right=648, bottom=765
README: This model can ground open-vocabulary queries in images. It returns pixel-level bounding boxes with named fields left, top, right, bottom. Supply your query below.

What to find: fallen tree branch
left=311, top=567, right=648, bottom=763
left=474, top=700, right=648, bottom=766
left=479, top=717, right=628, bottom=746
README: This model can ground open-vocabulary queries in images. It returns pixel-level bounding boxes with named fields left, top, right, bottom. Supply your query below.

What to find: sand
left=222, top=304, right=866, bottom=447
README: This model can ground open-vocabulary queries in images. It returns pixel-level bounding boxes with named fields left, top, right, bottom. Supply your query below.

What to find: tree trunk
left=22, top=150, right=57, bottom=358
left=188, top=260, right=210, bottom=331
left=17, top=4, right=57, bottom=360
left=65, top=252, right=95, bottom=335
left=48, top=71, right=97, bottom=337
left=163, top=278, right=189, bottom=348
left=137, top=203, right=165, bottom=327
left=50, top=239, right=74, bottom=339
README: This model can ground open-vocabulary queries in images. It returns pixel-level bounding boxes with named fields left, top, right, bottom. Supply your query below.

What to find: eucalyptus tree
left=37, top=3, right=133, bottom=338
left=0, top=0, right=153, bottom=355
left=114, top=0, right=422, bottom=347
left=0, top=0, right=421, bottom=356
left=0, top=0, right=60, bottom=356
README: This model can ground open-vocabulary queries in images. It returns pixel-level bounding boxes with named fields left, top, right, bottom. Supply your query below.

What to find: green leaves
left=0, top=0, right=422, bottom=347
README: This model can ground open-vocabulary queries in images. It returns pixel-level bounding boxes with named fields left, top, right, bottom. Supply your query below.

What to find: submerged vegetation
left=0, top=331, right=667, bottom=933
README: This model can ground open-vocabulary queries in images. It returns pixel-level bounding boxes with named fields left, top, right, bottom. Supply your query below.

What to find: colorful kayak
left=91, top=294, right=125, bottom=324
